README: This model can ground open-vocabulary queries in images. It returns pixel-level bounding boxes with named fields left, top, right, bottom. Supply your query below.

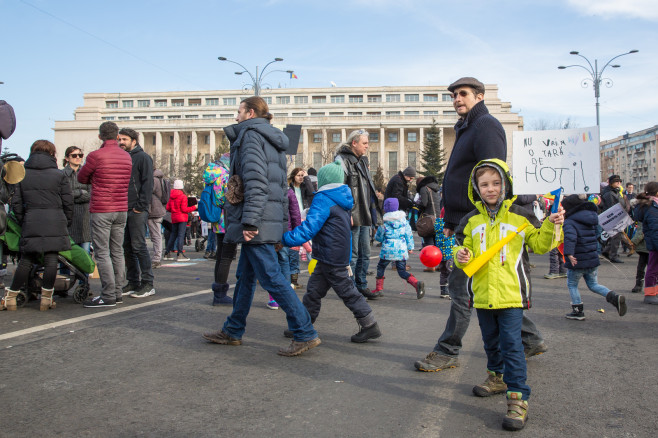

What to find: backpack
left=197, top=184, right=223, bottom=223
left=160, top=178, right=171, bottom=205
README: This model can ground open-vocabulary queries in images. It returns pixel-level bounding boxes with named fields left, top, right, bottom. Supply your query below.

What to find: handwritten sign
left=512, top=127, right=600, bottom=195
left=598, top=203, right=633, bottom=237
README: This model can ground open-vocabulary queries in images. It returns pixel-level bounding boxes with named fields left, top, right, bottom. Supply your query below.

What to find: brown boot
left=40, top=288, right=56, bottom=311
left=291, top=273, right=304, bottom=290
left=277, top=337, right=321, bottom=356
left=2, top=289, right=19, bottom=311
left=502, top=392, right=529, bottom=431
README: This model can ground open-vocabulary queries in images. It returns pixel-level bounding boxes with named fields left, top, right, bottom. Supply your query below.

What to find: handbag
left=416, top=187, right=437, bottom=238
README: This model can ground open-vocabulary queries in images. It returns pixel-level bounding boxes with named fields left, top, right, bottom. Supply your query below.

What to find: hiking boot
left=359, top=287, right=382, bottom=300
left=644, top=295, right=658, bottom=304
left=203, top=251, right=210, bottom=259
left=131, top=283, right=156, bottom=298
left=414, top=351, right=459, bottom=372
left=524, top=342, right=548, bottom=359
left=407, top=275, right=425, bottom=299
left=472, top=370, right=507, bottom=397
left=502, top=392, right=529, bottom=431
left=208, top=251, right=217, bottom=260
left=606, top=291, right=627, bottom=316
left=283, top=329, right=294, bottom=338
left=565, top=303, right=585, bottom=320
left=351, top=321, right=382, bottom=343
left=291, top=274, right=304, bottom=290
left=152, top=261, right=161, bottom=269
left=277, top=337, right=321, bottom=356
left=202, top=330, right=242, bottom=345
left=122, top=282, right=140, bottom=297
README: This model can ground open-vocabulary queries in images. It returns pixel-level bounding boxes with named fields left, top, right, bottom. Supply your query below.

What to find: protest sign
left=512, top=127, right=600, bottom=195
left=598, top=203, right=633, bottom=237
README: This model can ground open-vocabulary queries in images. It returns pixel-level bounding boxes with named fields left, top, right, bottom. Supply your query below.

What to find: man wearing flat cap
left=414, top=77, right=547, bottom=372
left=384, top=166, right=416, bottom=214
left=601, top=174, right=629, bottom=263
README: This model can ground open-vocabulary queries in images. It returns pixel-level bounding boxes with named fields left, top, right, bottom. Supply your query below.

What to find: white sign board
left=512, top=127, right=600, bottom=195
left=598, top=203, right=633, bottom=237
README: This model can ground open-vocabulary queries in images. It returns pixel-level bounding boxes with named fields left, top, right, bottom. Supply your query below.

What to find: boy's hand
left=568, top=255, right=577, bottom=265
left=548, top=205, right=565, bottom=225
left=456, top=248, right=470, bottom=264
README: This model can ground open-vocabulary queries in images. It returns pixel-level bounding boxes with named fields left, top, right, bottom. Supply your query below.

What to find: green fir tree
left=372, top=160, right=386, bottom=194
left=419, top=118, right=446, bottom=185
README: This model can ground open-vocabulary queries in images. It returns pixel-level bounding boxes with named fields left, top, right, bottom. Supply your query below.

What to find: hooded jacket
left=335, top=144, right=380, bottom=227
left=283, top=184, right=353, bottom=267
left=416, top=176, right=441, bottom=217
left=562, top=197, right=601, bottom=270
left=633, top=198, right=658, bottom=251
left=453, top=159, right=556, bottom=310
left=126, top=144, right=153, bottom=212
left=375, top=210, right=415, bottom=261
left=149, top=169, right=167, bottom=219
left=166, top=189, right=196, bottom=224
left=384, top=171, right=413, bottom=213
left=223, top=118, right=290, bottom=244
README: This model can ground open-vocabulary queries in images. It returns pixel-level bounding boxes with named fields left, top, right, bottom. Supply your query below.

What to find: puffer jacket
left=562, top=200, right=600, bottom=270
left=223, top=118, right=289, bottom=244
left=203, top=156, right=230, bottom=233
left=416, top=176, right=441, bottom=217
left=335, top=144, right=380, bottom=227
left=77, top=139, right=132, bottom=213
left=287, top=188, right=302, bottom=232
left=633, top=198, right=658, bottom=251
left=453, top=158, right=556, bottom=310
left=12, top=151, right=73, bottom=253
left=127, top=144, right=153, bottom=212
left=375, top=210, right=414, bottom=261
left=435, top=216, right=455, bottom=262
left=283, top=183, right=353, bottom=267
left=601, top=184, right=629, bottom=213
left=63, top=164, right=91, bottom=244
left=166, top=189, right=196, bottom=224
left=149, top=169, right=167, bottom=219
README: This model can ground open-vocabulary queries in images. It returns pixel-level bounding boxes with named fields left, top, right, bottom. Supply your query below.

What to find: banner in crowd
left=599, top=203, right=634, bottom=237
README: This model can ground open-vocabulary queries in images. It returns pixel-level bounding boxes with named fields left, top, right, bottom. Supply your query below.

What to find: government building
left=53, top=85, right=523, bottom=181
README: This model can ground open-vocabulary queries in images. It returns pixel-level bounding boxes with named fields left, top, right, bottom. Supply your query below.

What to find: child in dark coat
left=283, top=161, right=382, bottom=343
left=631, top=181, right=658, bottom=304
left=562, top=194, right=627, bottom=319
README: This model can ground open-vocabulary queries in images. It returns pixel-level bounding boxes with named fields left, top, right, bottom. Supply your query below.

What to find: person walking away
left=631, top=182, right=658, bottom=304
left=629, top=207, right=648, bottom=293
left=148, top=168, right=167, bottom=268
left=164, top=180, right=197, bottom=262
left=384, top=167, right=416, bottom=214
left=1, top=140, right=73, bottom=311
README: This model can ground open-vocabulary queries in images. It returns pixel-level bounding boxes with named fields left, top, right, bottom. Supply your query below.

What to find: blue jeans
left=206, top=231, right=216, bottom=253
left=376, top=258, right=410, bottom=280
left=222, top=244, right=317, bottom=342
left=476, top=308, right=530, bottom=400
left=277, top=246, right=291, bottom=284
left=350, top=225, right=371, bottom=291
left=567, top=267, right=610, bottom=305
left=165, top=222, right=186, bottom=254
left=288, top=247, right=300, bottom=275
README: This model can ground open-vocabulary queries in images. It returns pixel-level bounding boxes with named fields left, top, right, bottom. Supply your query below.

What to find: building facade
left=600, top=125, right=658, bottom=190
left=54, top=85, right=523, bottom=181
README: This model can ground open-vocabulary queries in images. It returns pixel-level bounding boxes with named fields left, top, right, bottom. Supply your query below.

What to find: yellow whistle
left=463, top=223, right=529, bottom=278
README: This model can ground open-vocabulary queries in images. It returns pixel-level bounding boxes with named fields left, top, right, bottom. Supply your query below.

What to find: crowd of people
left=1, top=77, right=656, bottom=432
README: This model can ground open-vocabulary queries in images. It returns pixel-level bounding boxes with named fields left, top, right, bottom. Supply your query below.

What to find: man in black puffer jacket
left=384, top=167, right=416, bottom=214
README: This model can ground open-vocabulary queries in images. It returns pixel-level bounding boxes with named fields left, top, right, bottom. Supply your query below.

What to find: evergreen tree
left=372, top=160, right=386, bottom=193
left=419, top=118, right=446, bottom=184
left=181, top=152, right=206, bottom=196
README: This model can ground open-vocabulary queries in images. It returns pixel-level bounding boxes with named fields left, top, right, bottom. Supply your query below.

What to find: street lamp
left=558, top=49, right=638, bottom=126
left=218, top=57, right=290, bottom=95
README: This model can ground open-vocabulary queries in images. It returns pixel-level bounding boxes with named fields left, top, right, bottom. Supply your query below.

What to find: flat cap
left=447, top=77, right=485, bottom=95
left=608, top=174, right=622, bottom=183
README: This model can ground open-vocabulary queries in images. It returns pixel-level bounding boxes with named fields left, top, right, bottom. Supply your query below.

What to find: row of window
left=100, top=110, right=455, bottom=121
left=297, top=150, right=417, bottom=175
left=106, top=93, right=454, bottom=109
left=311, top=132, right=418, bottom=143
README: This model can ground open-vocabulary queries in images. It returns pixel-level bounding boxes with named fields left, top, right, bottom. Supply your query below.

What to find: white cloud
left=566, top=0, right=658, bottom=20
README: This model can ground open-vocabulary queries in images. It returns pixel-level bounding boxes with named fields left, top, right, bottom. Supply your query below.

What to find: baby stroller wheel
left=16, top=290, right=28, bottom=308
left=195, top=239, right=205, bottom=252
left=73, top=284, right=91, bottom=304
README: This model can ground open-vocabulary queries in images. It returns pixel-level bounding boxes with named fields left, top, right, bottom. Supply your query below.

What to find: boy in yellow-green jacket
left=453, top=159, right=564, bottom=431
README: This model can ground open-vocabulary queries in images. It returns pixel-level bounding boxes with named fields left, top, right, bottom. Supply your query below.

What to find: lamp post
left=558, top=50, right=638, bottom=126
left=218, top=57, right=292, bottom=96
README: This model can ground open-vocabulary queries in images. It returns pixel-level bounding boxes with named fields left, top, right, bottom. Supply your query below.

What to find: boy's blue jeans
left=376, top=258, right=410, bottom=280
left=476, top=307, right=530, bottom=400
left=567, top=267, right=610, bottom=305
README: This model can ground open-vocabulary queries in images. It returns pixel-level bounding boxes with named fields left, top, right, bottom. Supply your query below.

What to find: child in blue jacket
left=371, top=198, right=425, bottom=299
left=283, top=161, right=381, bottom=343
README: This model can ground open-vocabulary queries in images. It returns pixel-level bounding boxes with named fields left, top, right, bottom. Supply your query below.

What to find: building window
left=370, top=152, right=379, bottom=172
left=388, top=132, right=398, bottom=142
left=223, top=98, right=236, bottom=106
left=206, top=98, right=219, bottom=106
left=122, top=100, right=133, bottom=108
left=370, top=132, right=379, bottom=142
left=405, top=94, right=419, bottom=102
left=220, top=114, right=233, bottom=118
left=138, top=100, right=150, bottom=108
left=408, top=151, right=417, bottom=169
left=405, top=111, right=419, bottom=115
left=151, top=116, right=163, bottom=120
left=169, top=154, right=174, bottom=173
left=313, top=152, right=323, bottom=170
left=276, top=96, right=290, bottom=105
left=329, top=112, right=344, bottom=116
left=167, top=115, right=181, bottom=119
left=348, top=95, right=363, bottom=103
left=332, top=133, right=341, bottom=143
left=385, top=111, right=400, bottom=116
left=189, top=98, right=201, bottom=106
left=367, top=95, right=382, bottom=103
left=154, top=99, right=167, bottom=107
left=118, top=116, right=130, bottom=120
left=202, top=114, right=216, bottom=119
left=367, top=112, right=381, bottom=116
left=292, top=112, right=306, bottom=117
left=313, top=133, right=322, bottom=143
left=102, top=116, right=115, bottom=120
left=186, top=135, right=191, bottom=145
left=169, top=135, right=174, bottom=144
left=311, top=112, right=325, bottom=117
left=331, top=95, right=345, bottom=104
left=442, top=93, right=454, bottom=102
left=204, top=135, right=210, bottom=145
left=423, top=94, right=438, bottom=102
left=444, top=110, right=457, bottom=116
left=294, top=96, right=308, bottom=104
left=312, top=96, right=326, bottom=104
left=172, top=99, right=184, bottom=107
left=388, top=151, right=398, bottom=175
left=273, top=113, right=288, bottom=117
left=134, top=116, right=146, bottom=120
left=185, top=115, right=199, bottom=119
left=262, top=97, right=272, bottom=104
left=424, top=110, right=439, bottom=115
left=408, top=132, right=417, bottom=142
left=348, top=112, right=362, bottom=116
left=386, top=94, right=400, bottom=102
left=152, top=136, right=156, bottom=145
left=106, top=101, right=118, bottom=108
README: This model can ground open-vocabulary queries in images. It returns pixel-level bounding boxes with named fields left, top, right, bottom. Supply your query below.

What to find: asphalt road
left=1, top=242, right=656, bottom=437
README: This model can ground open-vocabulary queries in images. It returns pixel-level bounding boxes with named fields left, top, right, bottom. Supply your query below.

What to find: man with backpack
left=148, top=168, right=169, bottom=268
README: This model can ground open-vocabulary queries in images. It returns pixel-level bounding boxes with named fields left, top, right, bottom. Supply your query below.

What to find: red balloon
left=420, top=246, right=442, bottom=267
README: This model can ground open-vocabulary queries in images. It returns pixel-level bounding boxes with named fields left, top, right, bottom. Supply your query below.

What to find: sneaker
left=543, top=273, right=561, bottom=279
left=473, top=370, right=507, bottom=397
left=177, top=254, right=191, bottom=262
left=116, top=296, right=123, bottom=304
left=644, top=295, right=658, bottom=304
left=131, top=283, right=155, bottom=298
left=414, top=351, right=460, bottom=372
left=350, top=322, right=382, bottom=343
left=557, top=272, right=568, bottom=278
left=202, top=330, right=242, bottom=345
left=277, top=337, right=321, bottom=356
left=83, top=296, right=116, bottom=308
left=163, top=253, right=174, bottom=261
left=502, top=392, right=529, bottom=431
left=439, top=293, right=451, bottom=300
left=122, top=282, right=140, bottom=296
left=524, top=342, right=548, bottom=359
left=609, top=258, right=624, bottom=264
left=267, top=299, right=279, bottom=310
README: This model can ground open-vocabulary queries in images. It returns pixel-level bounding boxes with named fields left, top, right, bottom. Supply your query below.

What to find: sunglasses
left=69, top=153, right=84, bottom=158
left=451, top=90, right=471, bottom=99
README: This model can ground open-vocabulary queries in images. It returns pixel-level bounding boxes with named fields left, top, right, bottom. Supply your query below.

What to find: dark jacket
left=77, top=139, right=132, bottom=213
left=149, top=169, right=167, bottom=219
left=127, top=144, right=153, bottom=212
left=601, top=184, right=629, bottom=213
left=441, top=101, right=506, bottom=230
left=633, top=198, right=658, bottom=251
left=563, top=201, right=601, bottom=270
left=286, top=187, right=302, bottom=232
left=301, top=175, right=317, bottom=208
left=335, top=144, right=380, bottom=227
left=384, top=171, right=413, bottom=212
left=63, top=165, right=91, bottom=244
left=283, top=183, right=353, bottom=267
left=223, top=118, right=289, bottom=244
left=416, top=176, right=441, bottom=216
left=12, top=152, right=73, bottom=253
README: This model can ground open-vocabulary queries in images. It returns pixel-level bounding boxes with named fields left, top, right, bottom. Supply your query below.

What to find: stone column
left=173, top=131, right=180, bottom=175
left=419, top=127, right=425, bottom=172
left=341, top=128, right=346, bottom=142
left=399, top=127, right=405, bottom=171
left=302, top=128, right=309, bottom=167
left=321, top=128, right=328, bottom=165
left=155, top=131, right=162, bottom=169
left=209, top=131, right=216, bottom=158
left=380, top=127, right=385, bottom=175
left=191, top=131, right=198, bottom=161
left=138, top=132, right=145, bottom=149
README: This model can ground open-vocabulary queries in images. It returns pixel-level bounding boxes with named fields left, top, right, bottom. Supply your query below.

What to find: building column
left=341, top=128, right=346, bottom=143
left=380, top=127, right=385, bottom=176
left=399, top=127, right=405, bottom=171
left=209, top=131, right=216, bottom=158
left=302, top=128, right=309, bottom=167
left=322, top=128, right=328, bottom=165
left=191, top=131, right=198, bottom=161
left=173, top=131, right=180, bottom=175
left=155, top=131, right=162, bottom=169
left=138, top=132, right=145, bottom=149
left=419, top=127, right=425, bottom=172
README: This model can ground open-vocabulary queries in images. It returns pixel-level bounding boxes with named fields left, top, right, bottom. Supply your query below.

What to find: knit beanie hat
left=317, top=161, right=344, bottom=188
left=383, top=198, right=399, bottom=213
left=173, top=179, right=184, bottom=190
left=402, top=166, right=416, bottom=178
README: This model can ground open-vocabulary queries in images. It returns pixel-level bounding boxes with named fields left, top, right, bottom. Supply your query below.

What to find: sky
left=1, top=0, right=657, bottom=158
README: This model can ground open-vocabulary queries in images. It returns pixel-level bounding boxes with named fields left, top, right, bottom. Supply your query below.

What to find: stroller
left=0, top=216, right=95, bottom=307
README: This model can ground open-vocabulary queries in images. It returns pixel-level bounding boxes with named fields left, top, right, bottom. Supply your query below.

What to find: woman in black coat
left=2, top=140, right=73, bottom=311
left=62, top=146, right=91, bottom=251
